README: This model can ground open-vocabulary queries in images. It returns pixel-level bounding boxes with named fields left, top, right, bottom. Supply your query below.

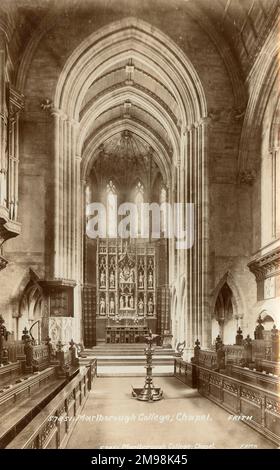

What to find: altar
left=106, top=324, right=149, bottom=343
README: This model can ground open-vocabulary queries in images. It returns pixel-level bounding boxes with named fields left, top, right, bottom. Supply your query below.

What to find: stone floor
left=66, top=376, right=276, bottom=449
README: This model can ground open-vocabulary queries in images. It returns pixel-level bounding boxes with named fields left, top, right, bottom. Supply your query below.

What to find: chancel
left=0, top=0, right=279, bottom=450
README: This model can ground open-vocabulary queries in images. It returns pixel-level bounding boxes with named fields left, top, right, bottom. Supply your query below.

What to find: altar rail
left=7, top=361, right=97, bottom=449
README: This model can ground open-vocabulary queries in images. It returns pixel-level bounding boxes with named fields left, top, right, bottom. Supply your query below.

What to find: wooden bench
left=0, top=362, right=23, bottom=387
left=255, top=358, right=280, bottom=375
left=227, top=363, right=279, bottom=393
left=6, top=360, right=97, bottom=449
left=0, top=366, right=66, bottom=448
left=196, top=364, right=280, bottom=446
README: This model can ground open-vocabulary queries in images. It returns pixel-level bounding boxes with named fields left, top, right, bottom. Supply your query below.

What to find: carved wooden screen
left=97, top=239, right=156, bottom=320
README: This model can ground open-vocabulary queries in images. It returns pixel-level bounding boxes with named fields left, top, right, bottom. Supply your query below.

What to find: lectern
left=132, top=330, right=163, bottom=401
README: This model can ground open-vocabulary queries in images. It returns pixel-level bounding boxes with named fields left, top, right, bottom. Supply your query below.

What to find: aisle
left=66, top=377, right=275, bottom=449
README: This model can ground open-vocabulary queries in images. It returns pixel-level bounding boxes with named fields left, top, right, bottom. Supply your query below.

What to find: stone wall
left=0, top=0, right=277, bottom=345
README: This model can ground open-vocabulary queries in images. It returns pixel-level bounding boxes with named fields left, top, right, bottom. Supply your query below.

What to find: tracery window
left=134, top=181, right=144, bottom=236
left=107, top=180, right=117, bottom=237
left=160, top=185, right=167, bottom=234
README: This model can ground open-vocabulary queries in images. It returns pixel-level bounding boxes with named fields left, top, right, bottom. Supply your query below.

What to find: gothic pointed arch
left=211, top=271, right=246, bottom=321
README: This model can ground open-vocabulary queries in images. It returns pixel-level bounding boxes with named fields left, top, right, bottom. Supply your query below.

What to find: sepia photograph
left=0, top=0, right=279, bottom=459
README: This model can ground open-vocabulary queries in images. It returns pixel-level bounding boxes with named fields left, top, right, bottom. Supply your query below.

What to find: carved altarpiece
left=97, top=239, right=156, bottom=321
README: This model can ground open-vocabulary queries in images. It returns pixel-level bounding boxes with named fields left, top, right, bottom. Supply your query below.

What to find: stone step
left=96, top=365, right=174, bottom=377
left=83, top=345, right=176, bottom=376
left=85, top=347, right=175, bottom=357
left=96, top=356, right=175, bottom=366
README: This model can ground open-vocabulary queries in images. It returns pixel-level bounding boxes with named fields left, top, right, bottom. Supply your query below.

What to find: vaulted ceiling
left=1, top=0, right=278, bottom=83
left=196, top=0, right=279, bottom=74
left=91, top=130, right=161, bottom=191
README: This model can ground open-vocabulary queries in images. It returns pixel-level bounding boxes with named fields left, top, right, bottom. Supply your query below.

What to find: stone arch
left=258, top=310, right=275, bottom=331
left=49, top=16, right=208, bottom=287
left=82, top=119, right=171, bottom=186
left=211, top=272, right=246, bottom=344
left=238, top=22, right=279, bottom=175
left=211, top=271, right=246, bottom=319
left=18, top=278, right=44, bottom=343
left=78, top=85, right=181, bottom=161
left=54, top=17, right=207, bottom=125
left=257, top=309, right=276, bottom=330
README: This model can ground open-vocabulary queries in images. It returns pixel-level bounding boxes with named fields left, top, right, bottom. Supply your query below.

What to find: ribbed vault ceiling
left=1, top=0, right=277, bottom=80
left=91, top=130, right=161, bottom=190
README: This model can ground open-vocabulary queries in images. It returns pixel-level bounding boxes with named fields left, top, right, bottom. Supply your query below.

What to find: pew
left=255, top=358, right=280, bottom=376
left=0, top=334, right=83, bottom=448
left=0, top=362, right=23, bottom=389
left=6, top=360, right=97, bottom=449
left=0, top=366, right=66, bottom=448
left=174, top=327, right=280, bottom=446
left=196, top=365, right=280, bottom=446
left=226, top=363, right=279, bottom=393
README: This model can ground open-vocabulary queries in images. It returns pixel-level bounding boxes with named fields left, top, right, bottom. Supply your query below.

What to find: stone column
left=200, top=118, right=210, bottom=348
left=51, top=109, right=61, bottom=278
left=182, top=119, right=210, bottom=349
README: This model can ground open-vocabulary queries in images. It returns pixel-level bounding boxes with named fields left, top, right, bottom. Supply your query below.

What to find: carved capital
left=40, top=99, right=69, bottom=121
left=248, top=247, right=280, bottom=281
left=40, top=98, right=53, bottom=112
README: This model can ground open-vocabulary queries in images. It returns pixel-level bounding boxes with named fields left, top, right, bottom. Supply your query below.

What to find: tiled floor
left=66, top=376, right=276, bottom=449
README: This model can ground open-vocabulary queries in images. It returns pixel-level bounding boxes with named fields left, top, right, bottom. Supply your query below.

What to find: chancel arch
left=48, top=16, right=208, bottom=348
left=1, top=0, right=280, bottom=450
left=54, top=18, right=206, bottom=123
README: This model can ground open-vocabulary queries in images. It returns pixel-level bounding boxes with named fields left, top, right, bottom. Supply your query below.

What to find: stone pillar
left=200, top=119, right=210, bottom=348
left=51, top=109, right=61, bottom=278
left=182, top=119, right=210, bottom=349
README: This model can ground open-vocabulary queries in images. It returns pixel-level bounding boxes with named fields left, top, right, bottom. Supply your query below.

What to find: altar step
left=83, top=345, right=176, bottom=376
left=86, top=344, right=174, bottom=355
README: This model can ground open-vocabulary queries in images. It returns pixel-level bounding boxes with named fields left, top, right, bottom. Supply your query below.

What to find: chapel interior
left=0, top=0, right=279, bottom=450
